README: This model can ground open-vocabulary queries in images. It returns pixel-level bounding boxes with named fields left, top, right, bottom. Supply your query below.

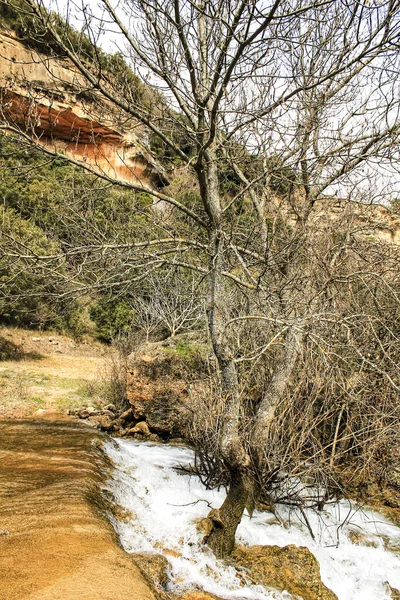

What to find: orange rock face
left=232, top=544, right=338, bottom=600
left=0, top=28, right=168, bottom=188
left=125, top=338, right=212, bottom=437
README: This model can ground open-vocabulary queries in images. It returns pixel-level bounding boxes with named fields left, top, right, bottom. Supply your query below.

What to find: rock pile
left=72, top=338, right=208, bottom=442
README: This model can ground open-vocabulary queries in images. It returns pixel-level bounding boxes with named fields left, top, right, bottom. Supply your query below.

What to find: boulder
left=77, top=408, right=90, bottom=419
left=99, top=409, right=116, bottom=418
left=125, top=337, right=212, bottom=439
left=132, top=552, right=170, bottom=589
left=89, top=414, right=114, bottom=431
left=232, top=545, right=338, bottom=600
left=120, top=408, right=134, bottom=423
left=127, top=352, right=192, bottom=437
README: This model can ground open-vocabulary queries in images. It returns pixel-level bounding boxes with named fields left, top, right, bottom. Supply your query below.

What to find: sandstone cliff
left=310, top=196, right=400, bottom=245
left=0, top=28, right=168, bottom=188
left=270, top=192, right=400, bottom=246
left=1, top=27, right=399, bottom=242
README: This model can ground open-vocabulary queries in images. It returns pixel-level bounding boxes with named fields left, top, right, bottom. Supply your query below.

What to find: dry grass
left=0, top=327, right=110, bottom=417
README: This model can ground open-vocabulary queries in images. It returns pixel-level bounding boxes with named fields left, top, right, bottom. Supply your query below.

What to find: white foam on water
left=104, top=438, right=400, bottom=600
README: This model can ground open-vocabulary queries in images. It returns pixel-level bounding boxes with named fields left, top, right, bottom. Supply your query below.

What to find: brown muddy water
left=0, top=418, right=156, bottom=600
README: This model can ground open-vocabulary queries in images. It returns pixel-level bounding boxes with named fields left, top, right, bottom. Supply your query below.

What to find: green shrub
left=0, top=207, right=83, bottom=331
left=89, top=298, right=135, bottom=343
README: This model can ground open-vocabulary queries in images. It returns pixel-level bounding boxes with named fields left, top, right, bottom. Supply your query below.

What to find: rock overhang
left=0, top=27, right=169, bottom=189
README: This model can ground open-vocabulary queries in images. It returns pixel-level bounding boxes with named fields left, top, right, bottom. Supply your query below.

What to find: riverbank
left=1, top=328, right=399, bottom=600
left=0, top=419, right=158, bottom=600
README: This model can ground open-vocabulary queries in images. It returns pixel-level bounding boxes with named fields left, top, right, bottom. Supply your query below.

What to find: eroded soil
left=0, top=419, right=157, bottom=600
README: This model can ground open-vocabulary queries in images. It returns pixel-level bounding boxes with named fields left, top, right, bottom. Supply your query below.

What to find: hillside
left=1, top=7, right=400, bottom=245
left=0, top=26, right=168, bottom=188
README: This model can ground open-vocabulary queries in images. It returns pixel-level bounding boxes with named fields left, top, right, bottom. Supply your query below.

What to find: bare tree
left=130, top=267, right=204, bottom=339
left=1, top=0, right=400, bottom=556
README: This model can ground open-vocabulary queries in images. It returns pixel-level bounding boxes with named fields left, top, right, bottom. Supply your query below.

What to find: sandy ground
left=0, top=327, right=110, bottom=418
left=0, top=331, right=159, bottom=600
left=0, top=419, right=157, bottom=600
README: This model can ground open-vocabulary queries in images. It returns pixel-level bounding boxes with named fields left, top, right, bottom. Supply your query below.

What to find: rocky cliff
left=0, top=28, right=168, bottom=188
left=311, top=196, right=400, bottom=245
left=1, top=27, right=399, bottom=241
left=273, top=192, right=400, bottom=245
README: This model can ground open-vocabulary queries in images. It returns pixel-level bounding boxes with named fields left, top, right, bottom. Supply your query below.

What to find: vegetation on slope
left=0, top=0, right=399, bottom=543
left=0, top=0, right=147, bottom=104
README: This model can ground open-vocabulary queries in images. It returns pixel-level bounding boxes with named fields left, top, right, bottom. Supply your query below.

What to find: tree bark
left=252, top=325, right=304, bottom=466
left=205, top=469, right=253, bottom=558
left=198, top=152, right=252, bottom=556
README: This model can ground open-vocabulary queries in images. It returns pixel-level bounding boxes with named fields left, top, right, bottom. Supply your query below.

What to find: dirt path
left=0, top=419, right=157, bottom=600
left=0, top=328, right=109, bottom=418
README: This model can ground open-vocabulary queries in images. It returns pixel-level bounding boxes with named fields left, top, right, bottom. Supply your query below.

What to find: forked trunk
left=205, top=326, right=304, bottom=558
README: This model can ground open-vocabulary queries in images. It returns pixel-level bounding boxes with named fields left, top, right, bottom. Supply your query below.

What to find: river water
left=104, top=438, right=400, bottom=600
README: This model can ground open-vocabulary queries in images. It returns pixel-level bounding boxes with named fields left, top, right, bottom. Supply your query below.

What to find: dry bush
left=187, top=234, right=400, bottom=511
left=100, top=332, right=145, bottom=409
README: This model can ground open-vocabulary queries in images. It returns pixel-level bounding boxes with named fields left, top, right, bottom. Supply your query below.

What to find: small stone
left=132, top=553, right=169, bottom=588
left=169, top=437, right=186, bottom=446
left=120, top=408, right=133, bottom=423
left=99, top=409, right=115, bottom=418
left=196, top=517, right=213, bottom=538
left=103, top=403, right=117, bottom=413
left=78, top=409, right=89, bottom=419
left=0, top=529, right=10, bottom=536
left=98, top=415, right=113, bottom=431
left=128, top=421, right=151, bottom=436
left=86, top=406, right=96, bottom=415
left=110, top=419, right=123, bottom=432
left=163, top=548, right=181, bottom=558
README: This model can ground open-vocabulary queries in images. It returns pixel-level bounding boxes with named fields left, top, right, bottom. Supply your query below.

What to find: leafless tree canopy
left=1, top=0, right=400, bottom=556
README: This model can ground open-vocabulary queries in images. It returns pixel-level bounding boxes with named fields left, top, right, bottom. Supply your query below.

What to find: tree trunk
left=205, top=469, right=252, bottom=558
left=252, top=324, right=303, bottom=466
left=198, top=150, right=251, bottom=556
